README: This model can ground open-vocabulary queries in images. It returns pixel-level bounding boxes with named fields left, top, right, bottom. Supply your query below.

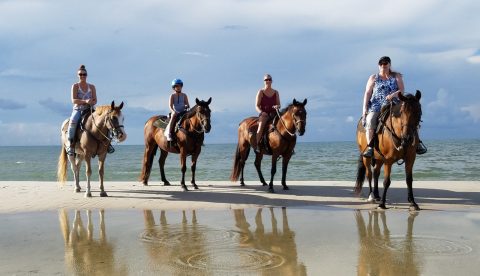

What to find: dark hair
left=378, top=56, right=391, bottom=65
left=78, top=64, right=87, bottom=72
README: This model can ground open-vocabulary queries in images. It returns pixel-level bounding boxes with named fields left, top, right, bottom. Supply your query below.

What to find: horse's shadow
left=109, top=183, right=480, bottom=209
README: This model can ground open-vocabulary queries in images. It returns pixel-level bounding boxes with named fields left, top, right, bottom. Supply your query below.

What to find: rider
left=66, top=65, right=97, bottom=156
left=252, top=74, right=281, bottom=151
left=166, top=78, right=190, bottom=141
left=361, top=56, right=426, bottom=157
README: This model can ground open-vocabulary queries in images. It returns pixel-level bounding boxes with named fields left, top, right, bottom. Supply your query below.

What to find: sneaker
left=66, top=140, right=75, bottom=156
left=166, top=132, right=172, bottom=141
left=362, top=147, right=374, bottom=158
left=416, top=142, right=427, bottom=155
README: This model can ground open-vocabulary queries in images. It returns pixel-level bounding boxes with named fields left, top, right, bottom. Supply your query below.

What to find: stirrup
left=107, top=144, right=115, bottom=154
left=416, top=141, right=427, bottom=155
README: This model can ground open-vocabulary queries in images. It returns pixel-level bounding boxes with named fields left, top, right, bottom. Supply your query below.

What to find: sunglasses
left=78, top=73, right=87, bottom=76
left=264, top=78, right=272, bottom=81
left=378, top=62, right=389, bottom=66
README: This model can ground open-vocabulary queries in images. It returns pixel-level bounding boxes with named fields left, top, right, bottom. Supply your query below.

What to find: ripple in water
left=140, top=225, right=249, bottom=247
left=374, top=235, right=473, bottom=256
left=176, top=248, right=285, bottom=271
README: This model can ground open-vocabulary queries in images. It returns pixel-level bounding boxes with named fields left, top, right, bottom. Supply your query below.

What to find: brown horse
left=139, top=98, right=212, bottom=191
left=57, top=101, right=127, bottom=197
left=230, top=98, right=307, bottom=192
left=355, top=90, right=422, bottom=210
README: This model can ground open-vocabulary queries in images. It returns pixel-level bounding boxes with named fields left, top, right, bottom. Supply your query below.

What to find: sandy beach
left=1, top=180, right=479, bottom=213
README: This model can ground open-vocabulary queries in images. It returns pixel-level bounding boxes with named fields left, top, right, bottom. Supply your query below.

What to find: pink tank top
left=260, top=90, right=277, bottom=113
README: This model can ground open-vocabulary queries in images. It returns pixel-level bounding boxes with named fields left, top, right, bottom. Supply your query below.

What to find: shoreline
left=1, top=181, right=479, bottom=214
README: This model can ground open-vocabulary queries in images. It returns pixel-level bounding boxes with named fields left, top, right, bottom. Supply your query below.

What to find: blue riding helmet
left=171, top=78, right=183, bottom=87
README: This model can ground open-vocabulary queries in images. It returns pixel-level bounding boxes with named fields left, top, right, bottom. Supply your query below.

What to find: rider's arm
left=255, top=89, right=264, bottom=114
left=362, top=75, right=375, bottom=115
left=274, top=90, right=281, bottom=109
left=88, top=84, right=97, bottom=105
left=387, top=73, right=405, bottom=101
left=184, top=94, right=190, bottom=109
left=169, top=94, right=176, bottom=113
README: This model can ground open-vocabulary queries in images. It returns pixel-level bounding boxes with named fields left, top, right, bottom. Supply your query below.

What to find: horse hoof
left=377, top=204, right=387, bottom=210
left=240, top=183, right=245, bottom=187
left=85, top=192, right=92, bottom=198
left=75, top=188, right=81, bottom=193
left=268, top=188, right=274, bottom=193
left=100, top=191, right=108, bottom=197
left=193, top=185, right=199, bottom=190
left=367, top=194, right=376, bottom=203
left=262, top=183, right=268, bottom=186
left=283, top=185, right=289, bottom=190
left=142, top=182, right=148, bottom=186
left=182, top=186, right=189, bottom=192
left=163, top=182, right=171, bottom=186
left=410, top=205, right=420, bottom=211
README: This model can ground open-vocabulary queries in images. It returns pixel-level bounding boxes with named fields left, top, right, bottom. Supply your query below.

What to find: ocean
left=0, top=140, right=479, bottom=182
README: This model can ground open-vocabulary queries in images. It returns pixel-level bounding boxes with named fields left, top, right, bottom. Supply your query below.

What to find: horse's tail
left=139, top=138, right=158, bottom=185
left=354, top=154, right=366, bottom=195
left=57, top=146, right=68, bottom=183
left=230, top=143, right=242, bottom=182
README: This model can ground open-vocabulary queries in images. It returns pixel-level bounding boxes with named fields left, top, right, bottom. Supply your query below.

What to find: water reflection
left=355, top=210, right=422, bottom=276
left=141, top=208, right=306, bottom=275
left=58, top=209, right=127, bottom=275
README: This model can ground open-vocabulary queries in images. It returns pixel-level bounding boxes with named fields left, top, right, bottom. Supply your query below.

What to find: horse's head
left=193, top=97, right=212, bottom=133
left=398, top=90, right=422, bottom=148
left=106, top=101, right=127, bottom=142
left=290, top=98, right=308, bottom=136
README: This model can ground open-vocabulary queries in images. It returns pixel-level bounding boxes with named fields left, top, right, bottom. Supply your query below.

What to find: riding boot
left=66, top=139, right=75, bottom=156
left=416, top=140, right=427, bottom=155
left=363, top=138, right=374, bottom=158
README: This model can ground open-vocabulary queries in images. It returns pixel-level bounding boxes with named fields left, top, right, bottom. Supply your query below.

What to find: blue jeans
left=68, top=109, right=82, bottom=141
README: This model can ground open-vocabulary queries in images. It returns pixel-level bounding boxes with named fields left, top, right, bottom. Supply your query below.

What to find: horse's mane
left=279, top=103, right=294, bottom=116
left=402, top=94, right=422, bottom=120
left=185, top=105, right=198, bottom=118
left=94, top=105, right=111, bottom=116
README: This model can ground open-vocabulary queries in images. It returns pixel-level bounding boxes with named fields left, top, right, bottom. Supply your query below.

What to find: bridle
left=275, top=107, right=305, bottom=137
left=89, top=106, right=124, bottom=146
left=187, top=106, right=210, bottom=134
left=384, top=101, right=420, bottom=152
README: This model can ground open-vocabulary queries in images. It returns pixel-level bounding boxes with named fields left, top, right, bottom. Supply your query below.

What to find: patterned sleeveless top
left=74, top=83, right=93, bottom=110
left=172, top=93, right=186, bottom=113
left=260, top=90, right=277, bottom=114
left=367, top=74, right=399, bottom=113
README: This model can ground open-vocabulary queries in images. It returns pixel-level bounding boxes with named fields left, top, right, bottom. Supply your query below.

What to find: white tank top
left=74, top=83, right=93, bottom=110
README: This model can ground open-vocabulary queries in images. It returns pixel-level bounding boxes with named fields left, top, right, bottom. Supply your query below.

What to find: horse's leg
left=98, top=154, right=108, bottom=197
left=281, top=153, right=292, bottom=190
left=267, top=154, right=279, bottom=193
left=190, top=151, right=200, bottom=190
left=372, top=160, right=382, bottom=202
left=378, top=163, right=392, bottom=209
left=69, top=155, right=81, bottom=192
left=405, top=156, right=420, bottom=211
left=239, top=146, right=250, bottom=186
left=84, top=156, right=93, bottom=198
left=364, top=158, right=374, bottom=202
left=141, top=142, right=157, bottom=186
left=180, top=150, right=188, bottom=191
left=158, top=149, right=170, bottom=186
left=254, top=153, right=268, bottom=186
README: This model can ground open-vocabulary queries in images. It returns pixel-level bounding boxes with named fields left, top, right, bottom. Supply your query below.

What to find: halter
left=275, top=107, right=304, bottom=137
left=384, top=101, right=419, bottom=154
left=184, top=106, right=210, bottom=135
left=89, top=106, right=124, bottom=151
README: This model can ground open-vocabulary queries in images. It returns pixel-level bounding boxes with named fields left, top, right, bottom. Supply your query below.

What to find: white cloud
left=345, top=116, right=354, bottom=123
left=0, top=121, right=59, bottom=146
left=427, top=88, right=450, bottom=109
left=467, top=55, right=480, bottom=64
left=460, top=104, right=480, bottom=122
left=182, top=51, right=210, bottom=58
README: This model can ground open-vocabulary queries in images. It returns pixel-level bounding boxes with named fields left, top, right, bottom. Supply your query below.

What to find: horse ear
left=398, top=93, right=406, bottom=101
left=415, top=90, right=421, bottom=101
left=207, top=97, right=212, bottom=105
left=119, top=101, right=124, bottom=110
left=302, top=98, right=307, bottom=105
left=111, top=101, right=115, bottom=109
left=293, top=98, right=298, bottom=105
left=196, top=98, right=200, bottom=105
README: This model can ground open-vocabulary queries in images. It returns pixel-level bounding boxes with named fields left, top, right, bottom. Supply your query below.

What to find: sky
left=0, top=0, right=479, bottom=146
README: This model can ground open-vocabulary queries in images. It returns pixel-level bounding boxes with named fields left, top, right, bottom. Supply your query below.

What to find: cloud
left=0, top=99, right=27, bottom=110
left=0, top=121, right=59, bottom=146
left=38, top=98, right=71, bottom=116
left=223, top=25, right=248, bottom=31
left=460, top=104, right=480, bottom=122
left=427, top=88, right=450, bottom=109
left=182, top=51, right=210, bottom=58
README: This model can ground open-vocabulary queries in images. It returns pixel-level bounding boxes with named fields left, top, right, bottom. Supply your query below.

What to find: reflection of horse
left=230, top=99, right=307, bottom=192
left=57, top=102, right=127, bottom=197
left=355, top=210, right=420, bottom=275
left=139, top=98, right=212, bottom=191
left=355, top=91, right=422, bottom=210
left=233, top=208, right=307, bottom=275
left=58, top=209, right=127, bottom=275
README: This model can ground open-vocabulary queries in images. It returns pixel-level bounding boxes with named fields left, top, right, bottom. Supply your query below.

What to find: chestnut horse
left=139, top=98, right=212, bottom=191
left=57, top=101, right=127, bottom=197
left=230, top=98, right=307, bottom=192
left=355, top=90, right=422, bottom=210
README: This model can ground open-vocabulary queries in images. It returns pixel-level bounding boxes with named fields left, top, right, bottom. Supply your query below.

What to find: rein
left=275, top=108, right=296, bottom=137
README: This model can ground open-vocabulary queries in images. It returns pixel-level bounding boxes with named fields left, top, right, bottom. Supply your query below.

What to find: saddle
left=247, top=117, right=275, bottom=154
left=152, top=111, right=187, bottom=132
left=376, top=103, right=401, bottom=134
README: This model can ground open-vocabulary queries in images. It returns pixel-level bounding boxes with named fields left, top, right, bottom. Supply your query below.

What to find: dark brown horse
left=139, top=98, right=212, bottom=191
left=355, top=90, right=422, bottom=210
left=230, top=98, right=307, bottom=192
left=57, top=102, right=127, bottom=197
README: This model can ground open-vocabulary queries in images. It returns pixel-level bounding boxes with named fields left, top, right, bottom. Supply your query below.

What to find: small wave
left=15, top=161, right=25, bottom=164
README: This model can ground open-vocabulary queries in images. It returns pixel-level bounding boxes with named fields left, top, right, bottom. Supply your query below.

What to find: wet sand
left=1, top=180, right=479, bottom=213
